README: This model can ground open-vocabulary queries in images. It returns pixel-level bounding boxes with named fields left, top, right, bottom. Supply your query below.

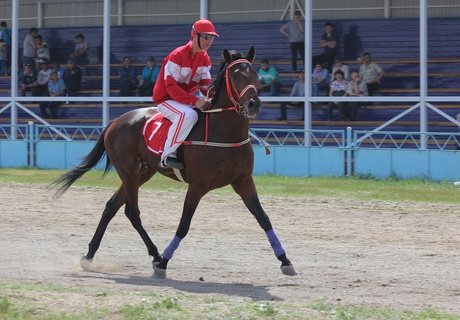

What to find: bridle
left=225, top=58, right=258, bottom=114
left=204, top=58, right=258, bottom=116
left=182, top=55, right=270, bottom=163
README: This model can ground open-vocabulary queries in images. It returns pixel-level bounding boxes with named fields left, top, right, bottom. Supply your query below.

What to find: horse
left=52, top=46, right=296, bottom=278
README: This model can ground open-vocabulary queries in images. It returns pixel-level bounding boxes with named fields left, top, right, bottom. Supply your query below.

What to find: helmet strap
left=192, top=27, right=203, bottom=51
left=197, top=33, right=202, bottom=50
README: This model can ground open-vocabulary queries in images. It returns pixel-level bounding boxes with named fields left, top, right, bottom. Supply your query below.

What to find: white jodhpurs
left=157, top=100, right=198, bottom=161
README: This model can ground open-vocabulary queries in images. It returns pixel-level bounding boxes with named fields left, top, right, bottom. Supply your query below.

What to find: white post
left=102, top=0, right=111, bottom=127
left=117, top=0, right=123, bottom=26
left=11, top=0, right=19, bottom=139
left=303, top=0, right=312, bottom=146
left=200, top=0, right=208, bottom=19
left=420, top=0, right=428, bottom=149
left=37, top=1, right=43, bottom=28
left=384, top=0, right=391, bottom=18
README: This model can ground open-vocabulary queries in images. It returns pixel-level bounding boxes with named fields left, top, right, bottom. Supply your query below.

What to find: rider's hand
left=195, top=98, right=209, bottom=110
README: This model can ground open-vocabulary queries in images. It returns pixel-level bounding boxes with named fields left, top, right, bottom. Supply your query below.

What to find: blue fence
left=0, top=124, right=459, bottom=181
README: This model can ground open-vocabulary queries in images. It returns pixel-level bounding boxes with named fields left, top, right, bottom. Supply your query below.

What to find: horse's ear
left=245, top=46, right=256, bottom=62
left=223, top=49, right=232, bottom=63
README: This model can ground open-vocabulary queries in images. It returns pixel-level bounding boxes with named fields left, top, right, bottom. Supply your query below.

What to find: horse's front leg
left=232, top=176, right=296, bottom=276
left=153, top=185, right=206, bottom=279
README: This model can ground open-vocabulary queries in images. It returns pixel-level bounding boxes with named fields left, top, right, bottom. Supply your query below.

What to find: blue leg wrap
left=163, top=235, right=182, bottom=260
left=266, top=229, right=285, bottom=257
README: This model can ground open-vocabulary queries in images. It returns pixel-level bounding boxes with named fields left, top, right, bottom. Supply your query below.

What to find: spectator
left=23, top=27, right=38, bottom=70
left=118, top=56, right=137, bottom=96
left=331, top=57, right=350, bottom=81
left=279, top=10, right=305, bottom=72
left=32, top=58, right=52, bottom=98
left=18, top=63, right=37, bottom=96
left=0, top=21, right=11, bottom=75
left=70, top=33, right=89, bottom=66
left=346, top=71, right=369, bottom=121
left=51, top=61, right=64, bottom=79
left=359, top=52, right=384, bottom=96
left=279, top=71, right=305, bottom=121
left=0, top=39, right=7, bottom=76
left=62, top=58, right=82, bottom=97
left=138, top=56, right=160, bottom=97
left=311, top=63, right=329, bottom=97
left=313, top=22, right=339, bottom=71
left=256, top=59, right=281, bottom=96
left=34, top=35, right=50, bottom=70
left=39, top=70, right=65, bottom=119
left=327, top=69, right=349, bottom=121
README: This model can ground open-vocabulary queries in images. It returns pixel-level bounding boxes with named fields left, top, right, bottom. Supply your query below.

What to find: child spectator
left=62, top=58, right=82, bottom=97
left=34, top=35, right=50, bottom=70
left=138, top=56, right=160, bottom=97
left=327, top=69, right=349, bottom=121
left=311, top=63, right=329, bottom=97
left=70, top=33, right=89, bottom=65
left=18, top=63, right=37, bottom=96
left=118, top=56, right=137, bottom=96
left=40, top=70, right=65, bottom=119
left=33, top=58, right=52, bottom=98
left=346, top=71, right=369, bottom=121
left=256, top=59, right=281, bottom=96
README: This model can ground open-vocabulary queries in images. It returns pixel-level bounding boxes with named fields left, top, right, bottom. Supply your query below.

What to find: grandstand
left=0, top=17, right=459, bottom=135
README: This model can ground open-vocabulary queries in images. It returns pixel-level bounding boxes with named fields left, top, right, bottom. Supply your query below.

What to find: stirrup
left=159, top=157, right=184, bottom=170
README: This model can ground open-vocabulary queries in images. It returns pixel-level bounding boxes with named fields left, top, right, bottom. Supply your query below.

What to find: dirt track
left=1, top=183, right=459, bottom=314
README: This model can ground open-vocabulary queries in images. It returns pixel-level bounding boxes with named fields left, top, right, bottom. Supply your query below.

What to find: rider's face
left=194, top=33, right=215, bottom=51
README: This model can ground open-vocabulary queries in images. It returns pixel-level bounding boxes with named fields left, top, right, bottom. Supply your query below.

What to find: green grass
left=2, top=284, right=460, bottom=320
left=311, top=299, right=460, bottom=320
left=0, top=168, right=459, bottom=205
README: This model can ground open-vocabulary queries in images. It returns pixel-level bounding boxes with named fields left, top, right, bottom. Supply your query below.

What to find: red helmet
left=192, top=19, right=219, bottom=37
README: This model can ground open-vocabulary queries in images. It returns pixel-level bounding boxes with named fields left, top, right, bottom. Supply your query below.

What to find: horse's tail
left=51, top=123, right=113, bottom=198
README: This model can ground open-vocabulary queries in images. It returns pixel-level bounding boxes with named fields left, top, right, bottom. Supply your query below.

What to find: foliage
left=1, top=282, right=459, bottom=320
left=0, top=168, right=459, bottom=205
left=310, top=299, right=460, bottom=320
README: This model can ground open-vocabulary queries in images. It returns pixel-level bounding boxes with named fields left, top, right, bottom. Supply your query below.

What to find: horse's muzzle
left=245, top=98, right=261, bottom=118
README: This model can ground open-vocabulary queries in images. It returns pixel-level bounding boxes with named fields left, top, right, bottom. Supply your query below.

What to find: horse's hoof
left=281, top=264, right=297, bottom=276
left=153, top=265, right=167, bottom=279
left=80, top=255, right=93, bottom=271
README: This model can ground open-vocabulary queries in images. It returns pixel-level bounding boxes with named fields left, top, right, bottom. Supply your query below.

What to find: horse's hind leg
left=231, top=176, right=296, bottom=276
left=81, top=186, right=126, bottom=268
left=82, top=169, right=161, bottom=270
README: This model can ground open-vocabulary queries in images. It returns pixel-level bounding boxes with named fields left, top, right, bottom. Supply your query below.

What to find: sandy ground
left=0, top=183, right=459, bottom=314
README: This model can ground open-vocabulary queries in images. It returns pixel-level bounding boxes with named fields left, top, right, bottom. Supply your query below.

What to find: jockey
left=153, top=19, right=219, bottom=169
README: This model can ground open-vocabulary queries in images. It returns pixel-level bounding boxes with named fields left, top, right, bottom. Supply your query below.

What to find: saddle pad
left=143, top=113, right=172, bottom=155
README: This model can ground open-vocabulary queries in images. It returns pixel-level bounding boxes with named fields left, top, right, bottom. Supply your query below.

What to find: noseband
left=225, top=59, right=257, bottom=114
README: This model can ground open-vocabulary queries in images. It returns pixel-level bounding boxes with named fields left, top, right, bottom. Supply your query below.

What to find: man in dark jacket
left=62, top=58, right=82, bottom=96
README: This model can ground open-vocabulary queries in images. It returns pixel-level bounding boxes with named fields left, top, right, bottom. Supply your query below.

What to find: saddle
left=142, top=112, right=172, bottom=155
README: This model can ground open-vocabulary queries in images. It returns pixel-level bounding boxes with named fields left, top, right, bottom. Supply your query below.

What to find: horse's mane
left=210, top=50, right=244, bottom=107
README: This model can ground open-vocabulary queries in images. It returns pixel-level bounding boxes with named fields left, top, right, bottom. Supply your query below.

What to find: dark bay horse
left=53, top=47, right=296, bottom=278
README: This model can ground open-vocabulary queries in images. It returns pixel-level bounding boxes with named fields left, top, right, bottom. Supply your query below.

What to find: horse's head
left=211, top=46, right=261, bottom=118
